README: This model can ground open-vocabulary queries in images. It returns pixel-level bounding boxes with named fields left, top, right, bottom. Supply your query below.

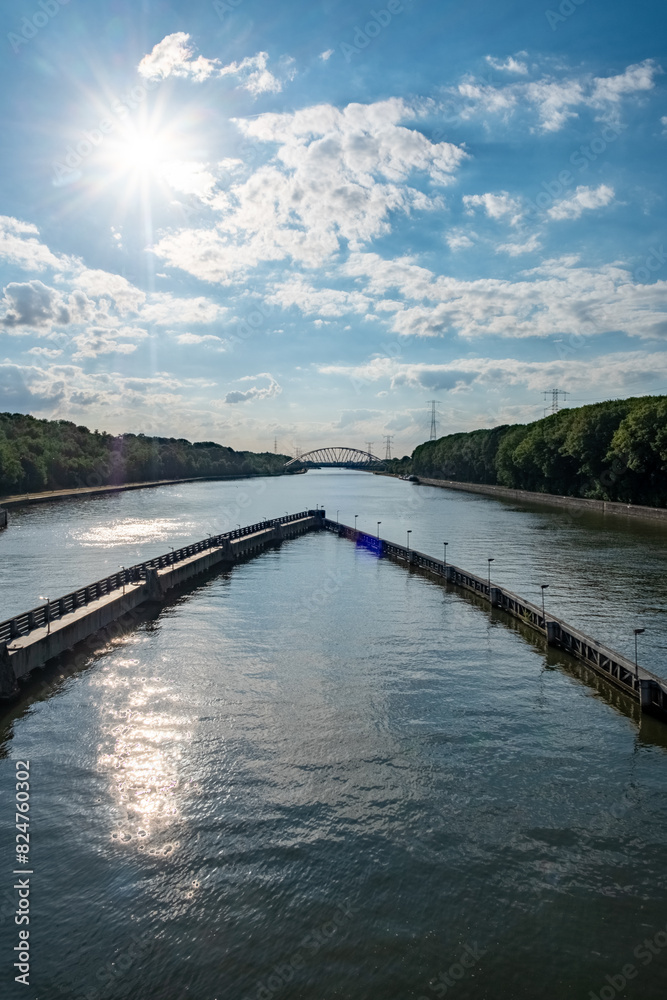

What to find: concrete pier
left=0, top=511, right=324, bottom=697
left=326, top=519, right=667, bottom=723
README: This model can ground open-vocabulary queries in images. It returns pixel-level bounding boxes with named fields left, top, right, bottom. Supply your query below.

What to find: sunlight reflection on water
left=70, top=517, right=196, bottom=547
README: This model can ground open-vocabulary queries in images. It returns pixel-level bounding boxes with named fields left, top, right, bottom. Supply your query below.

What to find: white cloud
left=219, top=51, right=285, bottom=95
left=138, top=33, right=220, bottom=82
left=548, top=184, right=615, bottom=220
left=153, top=99, right=467, bottom=281
left=453, top=59, right=660, bottom=132
left=223, top=372, right=281, bottom=404
left=159, top=161, right=219, bottom=199
left=1, top=280, right=71, bottom=331
left=0, top=216, right=71, bottom=273
left=139, top=38, right=292, bottom=96
left=174, top=332, right=225, bottom=348
left=318, top=351, right=667, bottom=398
left=485, top=55, right=528, bottom=75
left=495, top=233, right=542, bottom=256
left=28, top=346, right=63, bottom=358
left=327, top=252, right=667, bottom=342
left=267, top=277, right=371, bottom=317
left=71, top=326, right=148, bottom=360
left=447, top=231, right=475, bottom=251
left=320, top=49, right=334, bottom=61
left=463, top=191, right=523, bottom=225
left=70, top=268, right=146, bottom=314
left=139, top=293, right=226, bottom=326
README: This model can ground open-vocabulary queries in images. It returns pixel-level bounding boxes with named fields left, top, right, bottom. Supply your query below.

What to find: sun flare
left=113, top=128, right=172, bottom=175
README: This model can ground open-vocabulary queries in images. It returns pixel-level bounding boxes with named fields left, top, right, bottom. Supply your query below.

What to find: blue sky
left=0, top=0, right=666, bottom=457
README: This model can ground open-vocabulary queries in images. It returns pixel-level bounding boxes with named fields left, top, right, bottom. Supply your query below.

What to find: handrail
left=322, top=518, right=667, bottom=712
left=0, top=511, right=315, bottom=644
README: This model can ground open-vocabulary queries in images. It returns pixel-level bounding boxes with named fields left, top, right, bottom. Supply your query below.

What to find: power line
left=427, top=400, right=440, bottom=441
left=543, top=388, right=568, bottom=414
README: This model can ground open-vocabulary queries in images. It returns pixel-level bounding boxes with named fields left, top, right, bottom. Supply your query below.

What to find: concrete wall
left=323, top=518, right=667, bottom=723
left=415, top=477, right=667, bottom=525
left=0, top=514, right=322, bottom=697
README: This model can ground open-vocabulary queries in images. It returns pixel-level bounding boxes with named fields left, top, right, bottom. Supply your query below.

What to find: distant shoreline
left=0, top=471, right=301, bottom=511
left=412, top=476, right=667, bottom=525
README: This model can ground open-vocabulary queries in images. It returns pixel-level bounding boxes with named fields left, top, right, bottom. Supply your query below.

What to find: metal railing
left=0, top=511, right=316, bottom=645
left=323, top=518, right=667, bottom=713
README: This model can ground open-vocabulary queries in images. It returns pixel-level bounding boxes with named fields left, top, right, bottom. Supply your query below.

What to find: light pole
left=336, top=510, right=339, bottom=524
left=407, top=529, right=412, bottom=551
left=487, top=557, right=494, bottom=592
left=634, top=628, right=645, bottom=689
left=377, top=521, right=381, bottom=537
left=121, top=567, right=126, bottom=595
left=443, top=542, right=448, bottom=575
left=39, top=596, right=50, bottom=635
left=541, top=584, right=549, bottom=621
left=354, top=514, right=359, bottom=531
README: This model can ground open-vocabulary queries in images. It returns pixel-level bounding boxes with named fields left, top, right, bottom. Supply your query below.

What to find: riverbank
left=411, top=476, right=667, bottom=525
left=0, top=470, right=303, bottom=511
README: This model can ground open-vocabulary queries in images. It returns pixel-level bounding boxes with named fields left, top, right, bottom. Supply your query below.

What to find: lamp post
left=407, top=529, right=412, bottom=551
left=487, top=557, right=494, bottom=591
left=541, top=584, right=549, bottom=621
left=336, top=510, right=339, bottom=524
left=39, top=596, right=50, bottom=635
left=354, top=514, right=359, bottom=531
left=634, top=628, right=645, bottom=689
left=377, top=521, right=381, bottom=538
left=443, top=542, right=448, bottom=575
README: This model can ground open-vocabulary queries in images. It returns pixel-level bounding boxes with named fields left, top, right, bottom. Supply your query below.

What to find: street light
left=443, top=542, right=448, bottom=575
left=336, top=510, right=339, bottom=524
left=634, top=628, right=645, bottom=689
left=541, top=584, right=549, bottom=621
left=354, top=514, right=359, bottom=531
left=377, top=521, right=381, bottom=537
left=407, top=529, right=412, bottom=551
left=39, top=596, right=50, bottom=635
left=487, top=557, right=494, bottom=591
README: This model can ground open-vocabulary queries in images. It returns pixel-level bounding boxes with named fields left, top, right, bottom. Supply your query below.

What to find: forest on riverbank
left=0, top=412, right=292, bottom=495
left=402, top=395, right=667, bottom=507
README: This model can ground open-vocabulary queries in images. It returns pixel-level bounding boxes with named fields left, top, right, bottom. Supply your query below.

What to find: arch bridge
left=285, top=447, right=385, bottom=469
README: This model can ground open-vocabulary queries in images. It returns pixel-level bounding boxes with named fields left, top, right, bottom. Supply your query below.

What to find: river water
left=1, top=471, right=667, bottom=1000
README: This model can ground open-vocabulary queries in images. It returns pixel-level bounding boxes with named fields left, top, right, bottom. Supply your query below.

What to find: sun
left=113, top=128, right=172, bottom=175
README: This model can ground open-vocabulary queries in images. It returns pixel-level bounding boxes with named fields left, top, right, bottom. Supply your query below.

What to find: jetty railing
left=0, top=511, right=312, bottom=645
left=323, top=519, right=667, bottom=720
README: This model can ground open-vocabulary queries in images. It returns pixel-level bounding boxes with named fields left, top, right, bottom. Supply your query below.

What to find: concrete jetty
left=3, top=506, right=666, bottom=726
left=0, top=510, right=323, bottom=697
left=327, top=519, right=667, bottom=723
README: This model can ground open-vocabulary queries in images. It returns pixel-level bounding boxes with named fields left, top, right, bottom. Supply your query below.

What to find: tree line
left=393, top=395, right=667, bottom=507
left=0, top=412, right=293, bottom=496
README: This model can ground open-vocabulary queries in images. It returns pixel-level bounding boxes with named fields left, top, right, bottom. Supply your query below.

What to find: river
left=1, top=471, right=666, bottom=999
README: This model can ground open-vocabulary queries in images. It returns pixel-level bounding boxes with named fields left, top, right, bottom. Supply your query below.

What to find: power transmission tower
left=274, top=436, right=277, bottom=454
left=383, top=435, right=394, bottom=461
left=543, top=388, right=568, bottom=414
left=427, top=400, right=440, bottom=440
left=366, top=441, right=374, bottom=458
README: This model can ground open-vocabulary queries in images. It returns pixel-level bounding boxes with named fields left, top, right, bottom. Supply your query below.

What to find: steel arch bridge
left=285, top=447, right=385, bottom=469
